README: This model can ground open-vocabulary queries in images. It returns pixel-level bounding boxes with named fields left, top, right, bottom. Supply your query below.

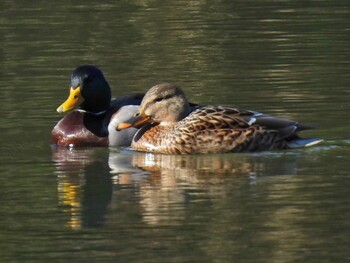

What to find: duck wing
left=186, top=106, right=313, bottom=139
left=111, top=93, right=144, bottom=108
left=184, top=106, right=252, bottom=130
left=244, top=112, right=313, bottom=139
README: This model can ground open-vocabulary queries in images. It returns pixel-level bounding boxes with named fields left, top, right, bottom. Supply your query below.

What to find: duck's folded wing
left=111, top=93, right=144, bottom=108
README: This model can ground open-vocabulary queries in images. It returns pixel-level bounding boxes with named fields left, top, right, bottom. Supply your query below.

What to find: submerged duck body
left=51, top=65, right=143, bottom=147
left=118, top=83, right=322, bottom=154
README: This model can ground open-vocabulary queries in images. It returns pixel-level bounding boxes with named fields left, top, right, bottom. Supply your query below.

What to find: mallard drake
left=117, top=83, right=322, bottom=154
left=51, top=65, right=143, bottom=147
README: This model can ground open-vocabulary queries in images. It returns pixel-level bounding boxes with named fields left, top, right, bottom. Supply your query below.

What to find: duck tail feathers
left=287, top=138, right=323, bottom=148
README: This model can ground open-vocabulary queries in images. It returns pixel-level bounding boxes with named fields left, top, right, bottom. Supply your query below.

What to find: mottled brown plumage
left=119, top=83, right=321, bottom=154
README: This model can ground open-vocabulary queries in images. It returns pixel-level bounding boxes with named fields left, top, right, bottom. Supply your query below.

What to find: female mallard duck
left=117, top=83, right=322, bottom=154
left=51, top=65, right=143, bottom=147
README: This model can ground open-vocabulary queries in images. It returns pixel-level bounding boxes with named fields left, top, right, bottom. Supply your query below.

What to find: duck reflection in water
left=127, top=151, right=302, bottom=225
left=52, top=147, right=303, bottom=228
left=53, top=148, right=113, bottom=229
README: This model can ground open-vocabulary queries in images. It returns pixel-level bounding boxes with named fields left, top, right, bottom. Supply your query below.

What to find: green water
left=1, top=1, right=349, bottom=262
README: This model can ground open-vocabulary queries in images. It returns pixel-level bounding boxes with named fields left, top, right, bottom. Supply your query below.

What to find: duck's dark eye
left=155, top=94, right=172, bottom=103
left=134, top=112, right=140, bottom=117
left=74, top=95, right=78, bottom=99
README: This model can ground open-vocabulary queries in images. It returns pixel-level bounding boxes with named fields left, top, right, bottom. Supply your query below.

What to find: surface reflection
left=131, top=152, right=299, bottom=178
left=129, top=152, right=301, bottom=225
left=53, top=148, right=113, bottom=229
left=52, top=147, right=304, bottom=228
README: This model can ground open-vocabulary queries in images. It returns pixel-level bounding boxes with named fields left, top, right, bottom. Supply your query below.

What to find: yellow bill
left=56, top=86, right=83, bottom=113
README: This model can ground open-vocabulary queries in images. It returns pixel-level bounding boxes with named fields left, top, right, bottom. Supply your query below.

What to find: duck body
left=52, top=110, right=108, bottom=147
left=118, top=83, right=322, bottom=154
left=131, top=106, right=299, bottom=154
left=52, top=97, right=142, bottom=147
left=51, top=65, right=143, bottom=147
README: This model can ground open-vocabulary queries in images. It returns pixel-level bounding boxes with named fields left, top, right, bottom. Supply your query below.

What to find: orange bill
left=116, top=114, right=151, bottom=130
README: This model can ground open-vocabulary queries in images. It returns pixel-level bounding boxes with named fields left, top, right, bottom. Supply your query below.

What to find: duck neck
left=76, top=108, right=107, bottom=116
left=80, top=79, right=112, bottom=114
left=178, top=102, right=191, bottom=120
